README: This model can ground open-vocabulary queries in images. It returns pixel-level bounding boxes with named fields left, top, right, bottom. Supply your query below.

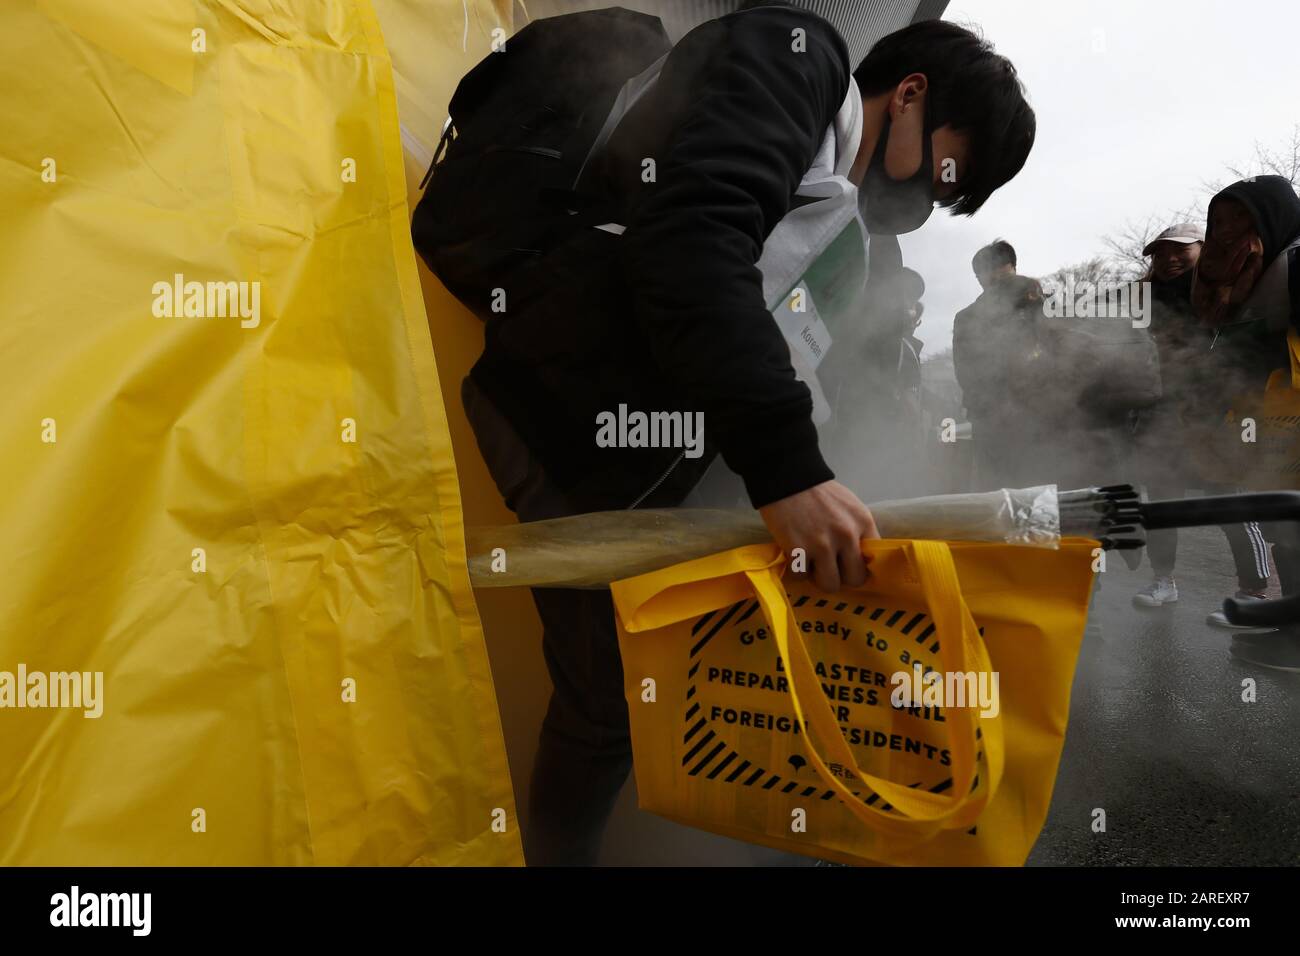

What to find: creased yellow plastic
left=372, top=0, right=514, bottom=165
left=0, top=0, right=521, bottom=865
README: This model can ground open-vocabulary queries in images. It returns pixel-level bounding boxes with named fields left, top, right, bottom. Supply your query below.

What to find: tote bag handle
left=743, top=539, right=1005, bottom=838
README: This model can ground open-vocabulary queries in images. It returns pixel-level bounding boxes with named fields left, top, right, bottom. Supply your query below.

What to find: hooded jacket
left=1197, top=176, right=1300, bottom=405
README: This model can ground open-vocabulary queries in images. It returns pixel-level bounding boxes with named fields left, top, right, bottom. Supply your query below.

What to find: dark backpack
left=411, top=8, right=671, bottom=320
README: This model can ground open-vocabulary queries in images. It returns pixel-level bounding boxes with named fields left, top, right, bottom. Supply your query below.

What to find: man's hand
left=758, top=480, right=880, bottom=592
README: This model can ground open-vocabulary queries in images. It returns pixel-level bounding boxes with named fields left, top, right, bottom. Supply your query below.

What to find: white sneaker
left=1206, top=590, right=1277, bottom=632
left=1133, top=576, right=1178, bottom=607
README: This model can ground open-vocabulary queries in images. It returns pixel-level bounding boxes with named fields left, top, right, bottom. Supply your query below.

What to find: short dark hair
left=972, top=239, right=1016, bottom=276
left=853, top=20, right=1035, bottom=216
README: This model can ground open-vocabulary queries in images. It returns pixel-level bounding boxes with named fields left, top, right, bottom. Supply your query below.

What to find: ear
left=884, top=73, right=929, bottom=179
left=889, top=73, right=929, bottom=117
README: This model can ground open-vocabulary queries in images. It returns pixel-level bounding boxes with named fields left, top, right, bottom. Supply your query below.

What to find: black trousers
left=462, top=376, right=645, bottom=866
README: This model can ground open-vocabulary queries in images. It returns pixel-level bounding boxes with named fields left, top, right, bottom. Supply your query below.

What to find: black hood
left=1207, top=174, right=1300, bottom=266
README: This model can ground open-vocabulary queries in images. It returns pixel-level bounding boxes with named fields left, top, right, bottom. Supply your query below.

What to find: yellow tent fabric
left=372, top=0, right=557, bottom=833
left=0, top=0, right=521, bottom=865
left=375, top=0, right=515, bottom=166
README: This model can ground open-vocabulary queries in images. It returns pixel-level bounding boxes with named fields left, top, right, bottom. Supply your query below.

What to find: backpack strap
left=419, top=117, right=456, bottom=190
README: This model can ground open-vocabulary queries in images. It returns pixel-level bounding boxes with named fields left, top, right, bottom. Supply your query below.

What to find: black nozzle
left=1140, top=491, right=1300, bottom=627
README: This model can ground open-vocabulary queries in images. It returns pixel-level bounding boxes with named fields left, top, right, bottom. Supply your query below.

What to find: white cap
left=1143, top=223, right=1206, bottom=255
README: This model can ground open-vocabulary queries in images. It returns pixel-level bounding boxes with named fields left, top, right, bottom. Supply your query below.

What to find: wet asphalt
left=1028, top=524, right=1300, bottom=866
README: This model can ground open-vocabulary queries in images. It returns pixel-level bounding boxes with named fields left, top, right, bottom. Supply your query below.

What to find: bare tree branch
left=1095, top=126, right=1300, bottom=278
left=1043, top=256, right=1120, bottom=291
left=1205, top=123, right=1300, bottom=193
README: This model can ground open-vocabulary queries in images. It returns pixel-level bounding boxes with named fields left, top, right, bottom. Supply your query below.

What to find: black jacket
left=951, top=276, right=1046, bottom=424
left=1197, top=176, right=1300, bottom=401
left=468, top=6, right=851, bottom=509
left=1145, top=270, right=1222, bottom=424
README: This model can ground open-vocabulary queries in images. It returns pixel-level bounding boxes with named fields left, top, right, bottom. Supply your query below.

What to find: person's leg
left=1134, top=411, right=1181, bottom=591
left=1269, top=530, right=1300, bottom=596
left=1145, top=527, right=1178, bottom=578
left=1133, top=490, right=1177, bottom=607
left=460, top=375, right=634, bottom=864
left=1231, top=523, right=1300, bottom=670
left=1141, top=482, right=1180, bottom=584
left=525, top=586, right=633, bottom=866
left=974, top=419, right=1025, bottom=490
left=969, top=423, right=994, bottom=491
left=1203, top=520, right=1272, bottom=629
left=1221, top=520, right=1271, bottom=594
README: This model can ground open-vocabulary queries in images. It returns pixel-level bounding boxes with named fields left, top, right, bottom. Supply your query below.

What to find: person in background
left=1189, top=176, right=1300, bottom=670
left=1131, top=223, right=1274, bottom=619
left=952, top=239, right=1045, bottom=489
left=897, top=267, right=926, bottom=406
left=892, top=268, right=928, bottom=484
left=813, top=256, right=929, bottom=500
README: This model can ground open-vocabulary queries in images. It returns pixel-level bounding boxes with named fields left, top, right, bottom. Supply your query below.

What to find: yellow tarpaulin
left=0, top=0, right=521, bottom=865
left=375, top=0, right=515, bottom=166
left=372, top=0, right=557, bottom=842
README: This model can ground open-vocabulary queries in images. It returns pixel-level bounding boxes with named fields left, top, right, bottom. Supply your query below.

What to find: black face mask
left=858, top=105, right=936, bottom=235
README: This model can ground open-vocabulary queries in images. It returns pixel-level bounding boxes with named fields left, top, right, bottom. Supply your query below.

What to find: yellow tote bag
left=0, top=0, right=520, bottom=864
left=612, top=538, right=1096, bottom=866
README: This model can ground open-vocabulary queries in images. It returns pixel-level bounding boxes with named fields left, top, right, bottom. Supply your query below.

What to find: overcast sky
left=900, top=0, right=1300, bottom=354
